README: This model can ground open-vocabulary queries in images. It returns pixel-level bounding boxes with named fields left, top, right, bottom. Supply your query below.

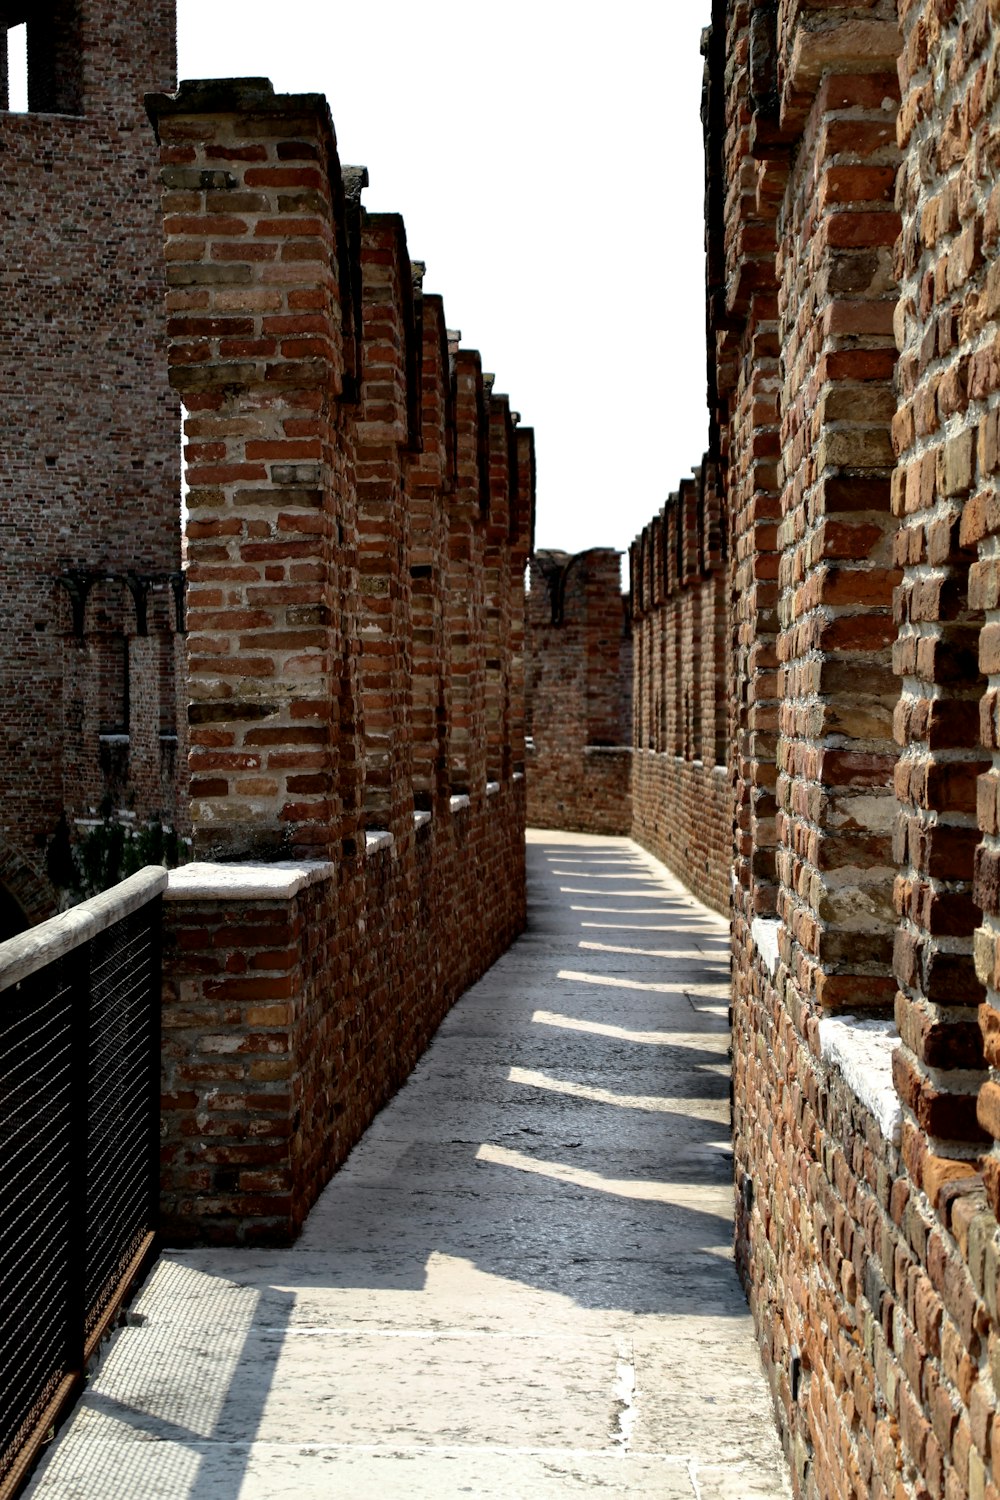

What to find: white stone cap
left=365, top=830, right=394, bottom=855
left=583, top=744, right=633, bottom=756
left=450, top=794, right=471, bottom=812
left=486, top=781, right=500, bottom=796
left=0, top=867, right=169, bottom=993
left=413, top=811, right=432, bottom=829
left=513, top=771, right=525, bottom=782
left=818, top=1016, right=901, bottom=1146
left=751, top=917, right=781, bottom=978
left=166, top=860, right=334, bottom=902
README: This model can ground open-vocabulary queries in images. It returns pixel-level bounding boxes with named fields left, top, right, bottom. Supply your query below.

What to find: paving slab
left=26, top=831, right=792, bottom=1500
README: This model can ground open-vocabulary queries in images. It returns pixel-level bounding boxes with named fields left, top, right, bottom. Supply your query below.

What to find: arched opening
left=0, top=882, right=29, bottom=943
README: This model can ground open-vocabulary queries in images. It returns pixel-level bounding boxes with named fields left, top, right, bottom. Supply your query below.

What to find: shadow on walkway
left=26, top=832, right=791, bottom=1500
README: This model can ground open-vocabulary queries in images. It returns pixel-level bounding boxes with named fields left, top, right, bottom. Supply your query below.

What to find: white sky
left=177, top=0, right=712, bottom=559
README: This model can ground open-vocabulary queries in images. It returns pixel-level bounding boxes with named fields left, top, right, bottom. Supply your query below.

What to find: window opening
left=3, top=5, right=83, bottom=116
left=4, top=24, right=27, bottom=112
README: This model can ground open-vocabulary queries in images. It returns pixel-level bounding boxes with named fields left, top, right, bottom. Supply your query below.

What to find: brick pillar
left=148, top=79, right=346, bottom=861
left=447, top=346, right=488, bottom=798
left=354, top=211, right=416, bottom=836
left=890, top=0, right=1000, bottom=1204
left=584, top=551, right=630, bottom=749
left=484, top=393, right=513, bottom=781
left=509, top=427, right=535, bottom=776
left=406, top=289, right=451, bottom=813
left=774, top=66, right=902, bottom=1014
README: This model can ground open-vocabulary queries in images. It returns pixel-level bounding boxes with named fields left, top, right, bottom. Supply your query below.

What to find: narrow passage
left=27, top=832, right=791, bottom=1500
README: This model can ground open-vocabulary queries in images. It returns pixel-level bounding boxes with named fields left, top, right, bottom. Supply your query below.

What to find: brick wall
left=525, top=547, right=632, bottom=835
left=523, top=468, right=730, bottom=907
left=161, top=785, right=526, bottom=1245
left=146, top=77, right=534, bottom=1244
left=630, top=462, right=731, bottom=913
left=716, top=3, right=1000, bottom=1497
left=522, top=3, right=1000, bottom=1494
left=0, top=0, right=184, bottom=934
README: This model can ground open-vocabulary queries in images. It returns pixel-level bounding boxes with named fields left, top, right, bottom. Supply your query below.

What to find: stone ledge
left=450, top=794, right=471, bottom=813
left=0, top=867, right=169, bottom=992
left=365, top=831, right=394, bottom=856
left=166, top=860, right=334, bottom=902
left=486, top=781, right=500, bottom=796
left=583, top=744, right=633, bottom=757
left=413, top=811, right=432, bottom=829
left=818, top=1015, right=901, bottom=1147
left=751, top=917, right=781, bottom=978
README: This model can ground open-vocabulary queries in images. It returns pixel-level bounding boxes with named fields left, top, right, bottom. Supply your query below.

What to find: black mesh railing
left=0, top=877, right=163, bottom=1497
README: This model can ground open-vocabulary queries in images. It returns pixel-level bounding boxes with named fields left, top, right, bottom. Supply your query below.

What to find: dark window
left=98, top=635, right=129, bottom=737
left=2, top=2, right=83, bottom=116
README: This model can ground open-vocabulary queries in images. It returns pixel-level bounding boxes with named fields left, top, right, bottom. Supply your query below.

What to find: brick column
left=147, top=79, right=346, bottom=862
left=355, top=210, right=417, bottom=836
left=447, top=347, right=488, bottom=799
left=484, top=393, right=514, bottom=781
left=509, top=428, right=535, bottom=776
left=889, top=10, right=998, bottom=1196
left=773, top=65, right=902, bottom=1015
left=406, top=289, right=452, bottom=814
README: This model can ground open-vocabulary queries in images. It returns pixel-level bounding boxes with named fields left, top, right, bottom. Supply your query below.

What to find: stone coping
left=486, top=781, right=500, bottom=796
left=166, top=860, right=335, bottom=902
left=513, top=771, right=525, bottom=782
left=818, top=1015, right=902, bottom=1147
left=750, top=915, right=902, bottom=1145
left=583, top=744, right=633, bottom=756
left=751, top=917, right=781, bottom=978
left=450, top=794, right=471, bottom=812
left=365, top=831, right=394, bottom=855
left=0, top=867, right=169, bottom=993
left=413, top=811, right=432, bottom=829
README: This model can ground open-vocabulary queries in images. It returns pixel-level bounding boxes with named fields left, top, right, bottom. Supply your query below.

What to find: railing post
left=65, top=943, right=91, bottom=1373
left=145, top=900, right=163, bottom=1235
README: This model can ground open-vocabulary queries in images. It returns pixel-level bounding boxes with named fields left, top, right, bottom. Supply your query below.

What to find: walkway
left=26, top=832, right=791, bottom=1500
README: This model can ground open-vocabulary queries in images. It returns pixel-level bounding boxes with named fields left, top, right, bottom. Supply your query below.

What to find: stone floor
left=26, top=831, right=792, bottom=1499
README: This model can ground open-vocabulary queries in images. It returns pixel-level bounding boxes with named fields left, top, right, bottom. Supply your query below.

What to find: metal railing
left=0, top=867, right=166, bottom=1499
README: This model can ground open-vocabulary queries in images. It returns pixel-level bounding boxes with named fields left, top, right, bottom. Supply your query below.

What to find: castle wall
left=718, top=3, right=1000, bottom=1496
left=524, top=4, right=1000, bottom=1493
left=146, top=78, right=534, bottom=1244
left=629, top=463, right=731, bottom=913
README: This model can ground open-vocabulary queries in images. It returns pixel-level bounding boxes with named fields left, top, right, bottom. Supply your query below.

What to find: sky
left=174, top=1, right=712, bottom=559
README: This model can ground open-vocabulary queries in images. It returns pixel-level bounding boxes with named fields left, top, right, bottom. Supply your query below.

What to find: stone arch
left=0, top=838, right=57, bottom=939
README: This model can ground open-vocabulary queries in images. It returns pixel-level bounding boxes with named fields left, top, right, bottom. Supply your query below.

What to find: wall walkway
left=24, top=831, right=790, bottom=1500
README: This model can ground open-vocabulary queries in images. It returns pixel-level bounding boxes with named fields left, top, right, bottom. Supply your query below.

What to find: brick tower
left=0, top=0, right=182, bottom=934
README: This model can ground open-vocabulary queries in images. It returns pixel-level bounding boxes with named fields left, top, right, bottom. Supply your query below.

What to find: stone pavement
left=26, top=831, right=791, bottom=1500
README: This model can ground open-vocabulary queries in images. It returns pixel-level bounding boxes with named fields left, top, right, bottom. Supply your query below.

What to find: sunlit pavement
left=26, top=831, right=791, bottom=1499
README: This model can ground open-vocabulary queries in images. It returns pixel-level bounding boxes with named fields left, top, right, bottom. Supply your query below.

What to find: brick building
left=0, top=0, right=185, bottom=937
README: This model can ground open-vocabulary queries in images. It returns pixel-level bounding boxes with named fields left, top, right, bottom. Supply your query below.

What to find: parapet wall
left=629, top=461, right=730, bottom=913
left=712, top=3, right=1000, bottom=1497
left=144, top=77, right=534, bottom=1243
left=525, top=4, right=1000, bottom=1493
